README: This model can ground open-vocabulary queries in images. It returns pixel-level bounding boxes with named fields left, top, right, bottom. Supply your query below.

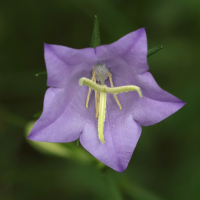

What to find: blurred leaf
left=120, top=179, right=165, bottom=200
left=147, top=46, right=163, bottom=57
left=25, top=121, right=95, bottom=164
left=90, top=15, right=101, bottom=48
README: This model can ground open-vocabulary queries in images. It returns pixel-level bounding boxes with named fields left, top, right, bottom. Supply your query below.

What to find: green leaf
left=35, top=71, right=47, bottom=77
left=147, top=46, right=163, bottom=57
left=90, top=15, right=101, bottom=48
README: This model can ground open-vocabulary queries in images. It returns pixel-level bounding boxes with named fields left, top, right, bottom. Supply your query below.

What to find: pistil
left=98, top=91, right=106, bottom=143
left=79, top=76, right=143, bottom=143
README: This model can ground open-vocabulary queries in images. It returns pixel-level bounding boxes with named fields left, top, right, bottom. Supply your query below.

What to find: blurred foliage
left=0, top=0, right=199, bottom=199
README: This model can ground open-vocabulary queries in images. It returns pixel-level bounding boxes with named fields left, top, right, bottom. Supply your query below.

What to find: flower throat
left=79, top=64, right=142, bottom=144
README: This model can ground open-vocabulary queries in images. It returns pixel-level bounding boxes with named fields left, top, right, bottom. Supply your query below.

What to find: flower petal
left=95, top=28, right=149, bottom=75
left=80, top=111, right=141, bottom=172
left=28, top=85, right=91, bottom=142
left=132, top=96, right=185, bottom=126
left=44, top=44, right=96, bottom=88
left=136, top=72, right=184, bottom=102
left=108, top=71, right=185, bottom=127
left=131, top=72, right=185, bottom=126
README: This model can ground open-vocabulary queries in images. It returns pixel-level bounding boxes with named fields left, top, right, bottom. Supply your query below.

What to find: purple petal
left=44, top=44, right=96, bottom=88
left=29, top=44, right=98, bottom=142
left=80, top=111, right=141, bottom=172
left=136, top=72, right=183, bottom=102
left=28, top=81, right=92, bottom=143
left=108, top=71, right=185, bottom=127
left=132, top=96, right=185, bottom=126
left=95, top=28, right=149, bottom=76
left=131, top=72, right=185, bottom=126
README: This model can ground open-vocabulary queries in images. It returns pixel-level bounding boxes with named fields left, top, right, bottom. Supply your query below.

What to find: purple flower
left=28, top=28, right=185, bottom=172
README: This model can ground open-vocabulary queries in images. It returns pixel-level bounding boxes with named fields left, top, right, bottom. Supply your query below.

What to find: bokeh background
left=0, top=0, right=199, bottom=199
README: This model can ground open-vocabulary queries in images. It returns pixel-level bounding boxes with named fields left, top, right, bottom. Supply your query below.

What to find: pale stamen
left=107, top=71, right=122, bottom=110
left=95, top=85, right=100, bottom=119
left=79, top=77, right=143, bottom=144
left=94, top=75, right=99, bottom=117
left=86, top=68, right=96, bottom=109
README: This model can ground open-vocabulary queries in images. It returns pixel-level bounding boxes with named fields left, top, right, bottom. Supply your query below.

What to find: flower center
left=93, top=64, right=109, bottom=85
left=79, top=64, right=142, bottom=144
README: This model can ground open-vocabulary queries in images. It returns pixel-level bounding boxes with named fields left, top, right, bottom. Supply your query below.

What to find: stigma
left=79, top=64, right=142, bottom=144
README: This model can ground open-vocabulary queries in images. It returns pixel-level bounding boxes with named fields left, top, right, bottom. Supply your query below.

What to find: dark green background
left=0, top=0, right=199, bottom=199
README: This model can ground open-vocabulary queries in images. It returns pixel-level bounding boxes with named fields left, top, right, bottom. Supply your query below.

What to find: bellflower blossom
left=28, top=28, right=185, bottom=172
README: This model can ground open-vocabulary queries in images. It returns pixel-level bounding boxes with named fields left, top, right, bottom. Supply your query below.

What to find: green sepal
left=147, top=46, right=163, bottom=57
left=33, top=110, right=42, bottom=118
left=76, top=138, right=80, bottom=146
left=90, top=15, right=101, bottom=48
left=35, top=71, right=47, bottom=77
